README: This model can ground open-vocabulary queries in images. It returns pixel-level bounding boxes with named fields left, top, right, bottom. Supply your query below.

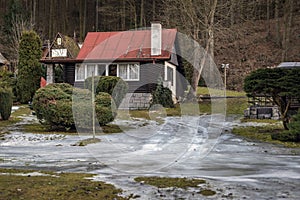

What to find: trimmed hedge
left=96, top=76, right=128, bottom=108
left=32, top=83, right=74, bottom=129
left=33, top=83, right=116, bottom=130
left=0, top=87, right=13, bottom=120
left=95, top=92, right=116, bottom=125
left=84, top=76, right=100, bottom=93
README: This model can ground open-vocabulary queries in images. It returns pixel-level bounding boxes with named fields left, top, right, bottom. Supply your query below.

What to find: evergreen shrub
left=32, top=83, right=74, bottom=130
left=16, top=30, right=42, bottom=103
left=271, top=111, right=300, bottom=142
left=0, top=87, right=13, bottom=120
left=33, top=83, right=116, bottom=130
left=84, top=76, right=101, bottom=93
left=151, top=79, right=174, bottom=108
left=96, top=76, right=128, bottom=107
left=95, top=92, right=116, bottom=125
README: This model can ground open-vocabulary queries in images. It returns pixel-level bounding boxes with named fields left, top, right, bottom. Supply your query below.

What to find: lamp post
left=221, top=64, right=229, bottom=97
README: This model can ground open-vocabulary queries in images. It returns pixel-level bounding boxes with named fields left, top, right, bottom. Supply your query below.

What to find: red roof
left=77, top=29, right=177, bottom=61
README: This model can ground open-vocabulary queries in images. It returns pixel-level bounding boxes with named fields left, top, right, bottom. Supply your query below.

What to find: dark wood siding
left=74, top=62, right=165, bottom=93
left=74, top=81, right=84, bottom=88
left=127, top=62, right=164, bottom=93
left=64, top=64, right=75, bottom=85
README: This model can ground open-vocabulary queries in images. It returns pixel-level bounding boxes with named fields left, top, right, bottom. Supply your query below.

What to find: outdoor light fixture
left=221, top=63, right=229, bottom=96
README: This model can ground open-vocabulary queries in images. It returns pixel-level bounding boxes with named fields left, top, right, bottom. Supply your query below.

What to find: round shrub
left=96, top=76, right=128, bottom=108
left=95, top=92, right=116, bottom=126
left=72, top=88, right=94, bottom=130
left=0, top=87, right=13, bottom=120
left=84, top=76, right=100, bottom=93
left=32, top=83, right=74, bottom=129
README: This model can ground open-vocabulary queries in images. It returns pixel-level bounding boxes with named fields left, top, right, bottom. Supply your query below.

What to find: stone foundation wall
left=119, top=93, right=152, bottom=110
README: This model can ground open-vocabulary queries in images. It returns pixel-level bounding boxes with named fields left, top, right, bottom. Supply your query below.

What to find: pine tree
left=16, top=30, right=42, bottom=103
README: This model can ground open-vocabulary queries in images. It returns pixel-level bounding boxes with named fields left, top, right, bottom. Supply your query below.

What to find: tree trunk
left=230, top=0, right=235, bottom=26
left=282, top=0, right=293, bottom=61
left=275, top=0, right=281, bottom=47
left=187, top=0, right=218, bottom=99
left=140, top=0, right=145, bottom=27
left=121, top=0, right=126, bottom=30
left=49, top=0, right=53, bottom=38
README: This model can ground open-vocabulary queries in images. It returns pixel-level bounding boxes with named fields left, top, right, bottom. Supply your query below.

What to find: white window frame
left=75, top=63, right=140, bottom=81
left=86, top=64, right=96, bottom=78
left=97, top=64, right=107, bottom=76
left=75, top=64, right=85, bottom=81
left=117, top=63, right=140, bottom=81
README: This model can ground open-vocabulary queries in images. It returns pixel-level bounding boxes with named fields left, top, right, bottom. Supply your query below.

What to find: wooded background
left=0, top=0, right=299, bottom=90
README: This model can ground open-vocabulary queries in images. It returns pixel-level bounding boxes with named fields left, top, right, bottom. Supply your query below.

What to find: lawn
left=197, top=87, right=246, bottom=97
left=0, top=105, right=31, bottom=139
left=232, top=125, right=300, bottom=149
left=134, top=176, right=216, bottom=196
left=0, top=168, right=127, bottom=200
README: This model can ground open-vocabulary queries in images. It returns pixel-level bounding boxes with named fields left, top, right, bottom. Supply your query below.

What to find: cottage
left=41, top=24, right=187, bottom=110
left=40, top=32, right=80, bottom=85
left=74, top=23, right=186, bottom=109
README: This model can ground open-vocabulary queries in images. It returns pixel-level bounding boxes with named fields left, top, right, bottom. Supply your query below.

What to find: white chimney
left=151, top=22, right=162, bottom=56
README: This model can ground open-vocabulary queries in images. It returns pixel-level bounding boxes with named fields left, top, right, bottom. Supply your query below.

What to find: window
left=75, top=64, right=85, bottom=81
left=75, top=63, right=140, bottom=81
left=97, top=64, right=106, bottom=76
left=118, top=63, right=139, bottom=81
left=129, top=64, right=139, bottom=80
left=118, top=64, right=128, bottom=79
left=108, top=64, right=117, bottom=76
left=167, top=66, right=174, bottom=86
left=86, top=64, right=96, bottom=78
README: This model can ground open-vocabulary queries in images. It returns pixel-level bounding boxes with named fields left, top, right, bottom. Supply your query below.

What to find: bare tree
left=163, top=0, right=219, bottom=98
left=10, top=16, right=34, bottom=60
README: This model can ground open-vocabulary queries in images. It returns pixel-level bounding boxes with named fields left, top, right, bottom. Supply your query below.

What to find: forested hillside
left=0, top=0, right=299, bottom=90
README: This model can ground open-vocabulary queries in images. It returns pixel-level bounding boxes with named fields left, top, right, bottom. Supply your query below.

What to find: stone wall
left=119, top=93, right=152, bottom=110
left=244, top=106, right=280, bottom=120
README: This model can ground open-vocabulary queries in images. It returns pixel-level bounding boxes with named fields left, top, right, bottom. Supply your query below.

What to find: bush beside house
left=95, top=76, right=128, bottom=108
left=151, top=79, right=174, bottom=108
left=32, top=83, right=116, bottom=130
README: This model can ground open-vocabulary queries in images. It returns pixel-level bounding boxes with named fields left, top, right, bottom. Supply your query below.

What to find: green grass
left=22, top=118, right=123, bottom=135
left=197, top=87, right=246, bottom=97
left=0, top=105, right=31, bottom=138
left=232, top=125, right=300, bottom=148
left=240, top=118, right=280, bottom=124
left=199, top=189, right=217, bottom=196
left=0, top=168, right=127, bottom=200
left=134, top=176, right=217, bottom=197
left=115, top=97, right=247, bottom=122
left=134, top=177, right=206, bottom=189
